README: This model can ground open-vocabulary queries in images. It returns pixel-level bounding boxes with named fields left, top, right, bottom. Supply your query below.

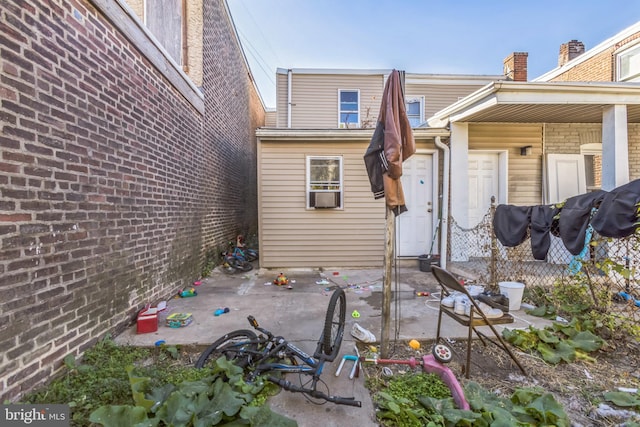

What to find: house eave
left=427, top=81, right=640, bottom=126
left=256, top=127, right=450, bottom=141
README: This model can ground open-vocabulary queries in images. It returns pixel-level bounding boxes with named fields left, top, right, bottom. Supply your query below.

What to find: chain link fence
left=447, top=198, right=640, bottom=326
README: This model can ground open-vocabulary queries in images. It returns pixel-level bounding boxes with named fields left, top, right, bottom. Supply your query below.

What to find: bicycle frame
left=245, top=316, right=326, bottom=379
left=243, top=315, right=360, bottom=407
left=196, top=288, right=359, bottom=407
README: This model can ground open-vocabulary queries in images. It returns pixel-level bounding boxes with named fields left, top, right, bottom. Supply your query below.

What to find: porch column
left=449, top=122, right=469, bottom=261
left=601, top=104, right=629, bottom=190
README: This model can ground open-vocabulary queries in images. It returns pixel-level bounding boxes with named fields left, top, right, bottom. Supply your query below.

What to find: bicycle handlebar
left=267, top=376, right=361, bottom=407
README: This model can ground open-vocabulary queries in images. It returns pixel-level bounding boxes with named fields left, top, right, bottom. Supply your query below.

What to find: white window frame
left=338, top=89, right=360, bottom=128
left=405, top=96, right=424, bottom=127
left=617, top=42, right=640, bottom=82
left=306, top=156, right=343, bottom=209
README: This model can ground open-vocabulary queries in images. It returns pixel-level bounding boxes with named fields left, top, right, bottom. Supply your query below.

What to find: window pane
left=341, top=112, right=358, bottom=123
left=340, top=91, right=358, bottom=103
left=310, top=158, right=341, bottom=190
left=619, top=45, right=640, bottom=81
left=340, top=102, right=358, bottom=112
left=408, top=116, right=421, bottom=127
left=406, top=101, right=420, bottom=115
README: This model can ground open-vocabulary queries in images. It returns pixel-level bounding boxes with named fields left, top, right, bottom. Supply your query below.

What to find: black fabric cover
left=591, top=179, right=640, bottom=238
left=493, top=204, right=532, bottom=247
left=363, top=121, right=386, bottom=200
left=558, top=190, right=606, bottom=255
left=530, top=205, right=560, bottom=260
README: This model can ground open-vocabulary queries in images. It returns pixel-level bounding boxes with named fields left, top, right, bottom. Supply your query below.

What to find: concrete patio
left=115, top=264, right=549, bottom=427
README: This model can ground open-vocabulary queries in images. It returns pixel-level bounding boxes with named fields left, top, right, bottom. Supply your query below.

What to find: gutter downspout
left=287, top=69, right=292, bottom=128
left=181, top=0, right=188, bottom=72
left=434, top=136, right=449, bottom=269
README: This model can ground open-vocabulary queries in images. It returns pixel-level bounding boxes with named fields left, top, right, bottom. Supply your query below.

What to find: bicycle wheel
left=235, top=259, right=253, bottom=272
left=321, top=288, right=346, bottom=358
left=195, top=329, right=258, bottom=369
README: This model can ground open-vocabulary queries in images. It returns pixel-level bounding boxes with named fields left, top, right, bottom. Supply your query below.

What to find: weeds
left=22, top=338, right=286, bottom=427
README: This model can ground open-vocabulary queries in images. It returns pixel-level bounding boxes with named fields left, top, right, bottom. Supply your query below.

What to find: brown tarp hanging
left=363, top=69, right=416, bottom=215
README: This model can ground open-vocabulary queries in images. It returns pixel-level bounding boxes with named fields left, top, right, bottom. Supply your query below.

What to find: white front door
left=545, top=154, right=587, bottom=264
left=545, top=154, right=587, bottom=204
left=397, top=154, right=435, bottom=256
left=468, top=153, right=500, bottom=227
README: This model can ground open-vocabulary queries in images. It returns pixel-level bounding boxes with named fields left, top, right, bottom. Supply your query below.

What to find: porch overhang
left=427, top=81, right=640, bottom=127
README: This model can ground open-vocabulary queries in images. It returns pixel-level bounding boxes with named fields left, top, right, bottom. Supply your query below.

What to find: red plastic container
left=137, top=306, right=158, bottom=334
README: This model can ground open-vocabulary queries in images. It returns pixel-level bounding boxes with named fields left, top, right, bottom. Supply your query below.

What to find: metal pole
left=490, top=196, right=497, bottom=290
left=381, top=205, right=394, bottom=358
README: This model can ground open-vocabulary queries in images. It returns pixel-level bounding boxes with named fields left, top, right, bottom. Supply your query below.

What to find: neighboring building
left=0, top=0, right=263, bottom=401
left=257, top=21, right=640, bottom=270
left=429, top=21, right=640, bottom=264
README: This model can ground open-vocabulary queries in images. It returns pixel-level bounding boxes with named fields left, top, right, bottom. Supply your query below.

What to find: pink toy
left=361, top=353, right=470, bottom=410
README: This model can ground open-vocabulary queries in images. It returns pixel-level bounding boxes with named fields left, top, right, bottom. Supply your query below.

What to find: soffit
left=453, top=103, right=640, bottom=123
left=428, top=82, right=640, bottom=126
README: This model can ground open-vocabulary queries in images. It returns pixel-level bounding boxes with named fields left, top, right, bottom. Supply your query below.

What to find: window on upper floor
left=405, top=96, right=424, bottom=127
left=307, top=156, right=343, bottom=209
left=617, top=43, right=640, bottom=82
left=338, top=90, right=359, bottom=128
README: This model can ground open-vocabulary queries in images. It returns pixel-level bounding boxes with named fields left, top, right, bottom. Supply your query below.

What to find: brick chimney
left=558, top=40, right=585, bottom=66
left=503, top=52, right=528, bottom=82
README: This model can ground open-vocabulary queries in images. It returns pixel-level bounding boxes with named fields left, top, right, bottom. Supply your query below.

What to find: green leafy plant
left=201, top=247, right=221, bottom=278
left=464, top=382, right=571, bottom=427
left=21, top=338, right=288, bottom=426
left=502, top=318, right=604, bottom=364
left=371, top=372, right=452, bottom=427
left=90, top=357, right=296, bottom=427
left=603, top=390, right=640, bottom=410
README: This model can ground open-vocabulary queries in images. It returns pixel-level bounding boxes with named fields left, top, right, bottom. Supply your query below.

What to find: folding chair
left=431, top=265, right=526, bottom=378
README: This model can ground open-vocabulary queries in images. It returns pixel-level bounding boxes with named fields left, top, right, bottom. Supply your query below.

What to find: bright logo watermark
left=2, top=405, right=69, bottom=426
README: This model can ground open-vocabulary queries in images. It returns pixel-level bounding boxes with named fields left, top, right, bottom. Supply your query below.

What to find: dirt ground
left=358, top=337, right=640, bottom=426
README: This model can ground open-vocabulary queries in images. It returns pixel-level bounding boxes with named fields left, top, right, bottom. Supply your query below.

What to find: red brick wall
left=0, top=0, right=263, bottom=400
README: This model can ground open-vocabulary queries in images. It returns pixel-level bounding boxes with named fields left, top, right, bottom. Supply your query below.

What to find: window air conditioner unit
left=313, top=192, right=339, bottom=208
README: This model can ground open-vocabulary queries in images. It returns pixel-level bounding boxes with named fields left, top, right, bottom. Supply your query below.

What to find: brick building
left=0, top=0, right=264, bottom=400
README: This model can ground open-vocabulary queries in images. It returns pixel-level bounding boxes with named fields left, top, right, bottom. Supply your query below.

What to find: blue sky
left=226, top=1, right=640, bottom=108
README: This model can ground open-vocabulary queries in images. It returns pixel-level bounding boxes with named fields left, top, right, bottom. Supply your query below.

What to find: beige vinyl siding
left=276, top=72, right=288, bottom=127
left=276, top=73, right=384, bottom=129
left=258, top=140, right=387, bottom=268
left=469, top=123, right=543, bottom=206
left=405, top=84, right=488, bottom=121
left=264, top=111, right=276, bottom=127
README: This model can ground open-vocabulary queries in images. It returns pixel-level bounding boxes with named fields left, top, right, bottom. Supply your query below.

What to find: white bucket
left=498, top=281, right=525, bottom=311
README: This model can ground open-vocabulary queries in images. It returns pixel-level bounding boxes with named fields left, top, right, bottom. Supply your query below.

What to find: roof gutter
left=434, top=136, right=449, bottom=269
left=287, top=69, right=292, bottom=128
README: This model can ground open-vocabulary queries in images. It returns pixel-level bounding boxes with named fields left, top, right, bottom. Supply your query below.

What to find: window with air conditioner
left=338, top=90, right=359, bottom=128
left=307, top=156, right=343, bottom=209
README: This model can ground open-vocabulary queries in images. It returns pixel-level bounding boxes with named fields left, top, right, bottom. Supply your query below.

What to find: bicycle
left=195, top=288, right=361, bottom=407
left=220, top=247, right=253, bottom=274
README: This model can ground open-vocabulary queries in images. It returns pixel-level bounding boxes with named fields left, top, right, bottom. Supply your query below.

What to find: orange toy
left=274, top=273, right=289, bottom=286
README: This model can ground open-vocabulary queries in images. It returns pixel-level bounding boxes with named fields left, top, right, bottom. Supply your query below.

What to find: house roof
left=427, top=81, right=640, bottom=127
left=275, top=68, right=504, bottom=85
left=533, top=21, right=640, bottom=82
